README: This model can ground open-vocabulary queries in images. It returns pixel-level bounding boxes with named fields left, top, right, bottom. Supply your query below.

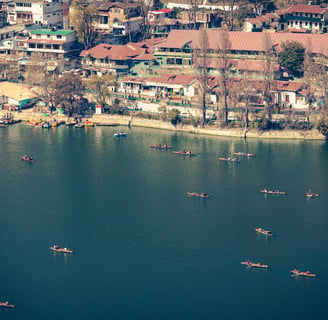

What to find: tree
left=217, top=26, right=232, bottom=126
left=193, top=28, right=210, bottom=127
left=261, top=31, right=276, bottom=121
left=70, top=0, right=98, bottom=49
left=278, top=41, right=305, bottom=77
left=85, top=75, right=116, bottom=109
left=189, top=0, right=198, bottom=30
left=167, top=108, right=181, bottom=125
left=54, top=73, right=84, bottom=115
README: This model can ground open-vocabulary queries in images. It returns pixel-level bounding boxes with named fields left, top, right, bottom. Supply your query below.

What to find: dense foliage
left=278, top=41, right=305, bottom=77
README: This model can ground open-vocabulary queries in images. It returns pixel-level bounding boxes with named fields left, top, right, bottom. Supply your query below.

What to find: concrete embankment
left=7, top=111, right=327, bottom=140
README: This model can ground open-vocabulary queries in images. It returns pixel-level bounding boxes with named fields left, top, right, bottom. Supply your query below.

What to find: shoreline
left=6, top=110, right=327, bottom=140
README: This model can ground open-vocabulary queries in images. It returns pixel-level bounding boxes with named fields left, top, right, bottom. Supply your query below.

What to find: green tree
left=167, top=108, right=181, bottom=125
left=70, top=0, right=98, bottom=49
left=278, top=41, right=305, bottom=77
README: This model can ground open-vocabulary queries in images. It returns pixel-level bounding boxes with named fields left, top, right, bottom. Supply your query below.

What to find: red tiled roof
left=149, top=8, right=173, bottom=14
left=27, top=39, right=65, bottom=45
left=230, top=59, right=280, bottom=72
left=276, top=80, right=304, bottom=92
left=156, top=30, right=328, bottom=55
left=80, top=38, right=165, bottom=61
left=285, top=4, right=328, bottom=15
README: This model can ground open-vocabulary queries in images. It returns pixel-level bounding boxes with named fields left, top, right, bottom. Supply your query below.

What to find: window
left=53, top=44, right=60, bottom=49
left=285, top=94, right=289, bottom=102
left=56, top=35, right=62, bottom=39
left=167, top=58, right=175, bottom=64
left=37, top=44, right=43, bottom=48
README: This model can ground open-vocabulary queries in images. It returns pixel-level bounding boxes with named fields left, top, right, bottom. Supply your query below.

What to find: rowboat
left=260, top=189, right=286, bottom=195
left=0, top=301, right=14, bottom=308
left=241, top=261, right=268, bottom=268
left=114, top=132, right=127, bottom=137
left=187, top=192, right=210, bottom=198
left=219, top=157, right=238, bottom=162
left=50, top=245, right=73, bottom=254
left=291, top=269, right=316, bottom=277
left=150, top=144, right=172, bottom=149
left=172, top=151, right=196, bottom=156
left=233, top=152, right=255, bottom=157
left=21, top=155, right=33, bottom=162
left=306, top=190, right=318, bottom=199
left=74, top=123, right=84, bottom=128
left=255, top=228, right=273, bottom=236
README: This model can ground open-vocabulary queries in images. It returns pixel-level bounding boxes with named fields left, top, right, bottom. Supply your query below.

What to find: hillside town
left=1, top=0, right=328, bottom=135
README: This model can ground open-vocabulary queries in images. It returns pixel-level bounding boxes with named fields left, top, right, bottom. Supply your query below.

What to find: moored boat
left=0, top=301, right=14, bottom=308
left=85, top=120, right=94, bottom=127
left=219, top=157, right=238, bottom=162
left=50, top=245, right=73, bottom=254
left=291, top=269, right=316, bottom=277
left=114, top=132, right=127, bottom=137
left=255, top=228, right=273, bottom=236
left=187, top=192, right=210, bottom=198
left=21, top=155, right=33, bottom=162
left=74, top=122, right=84, bottom=128
left=261, top=189, right=286, bottom=195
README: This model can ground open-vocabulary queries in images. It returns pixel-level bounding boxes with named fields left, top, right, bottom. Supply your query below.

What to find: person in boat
left=201, top=193, right=207, bottom=196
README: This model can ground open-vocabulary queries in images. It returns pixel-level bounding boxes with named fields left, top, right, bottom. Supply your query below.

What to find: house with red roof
left=148, top=8, right=175, bottom=22
left=80, top=38, right=164, bottom=77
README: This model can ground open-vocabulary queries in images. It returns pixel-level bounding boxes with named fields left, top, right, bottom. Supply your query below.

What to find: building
left=148, top=8, right=175, bottom=22
left=80, top=38, right=164, bottom=77
left=26, top=28, right=77, bottom=60
left=7, top=0, right=63, bottom=26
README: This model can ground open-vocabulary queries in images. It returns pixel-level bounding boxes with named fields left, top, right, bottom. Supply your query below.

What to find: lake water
left=0, top=124, right=327, bottom=320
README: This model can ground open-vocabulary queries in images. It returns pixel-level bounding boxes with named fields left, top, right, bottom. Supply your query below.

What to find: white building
left=112, top=17, right=143, bottom=36
left=8, top=0, right=63, bottom=26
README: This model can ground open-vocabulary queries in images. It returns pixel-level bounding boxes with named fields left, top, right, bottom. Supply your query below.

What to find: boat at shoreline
left=21, top=155, right=33, bottom=162
left=291, top=269, right=316, bottom=277
left=74, top=122, right=84, bottom=128
left=172, top=150, right=196, bottom=156
left=219, top=157, right=238, bottom=162
left=306, top=190, right=318, bottom=199
left=50, top=245, right=73, bottom=254
left=233, top=152, right=255, bottom=157
left=255, top=228, right=273, bottom=236
left=0, top=301, right=14, bottom=308
left=187, top=192, right=210, bottom=198
left=150, top=144, right=172, bottom=149
left=261, top=189, right=286, bottom=195
left=114, top=132, right=127, bottom=137
left=241, top=261, right=268, bottom=268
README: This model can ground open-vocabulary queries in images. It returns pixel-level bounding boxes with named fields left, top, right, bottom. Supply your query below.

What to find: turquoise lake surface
left=0, top=124, right=327, bottom=320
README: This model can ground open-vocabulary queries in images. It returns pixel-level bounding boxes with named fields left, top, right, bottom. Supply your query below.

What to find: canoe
left=50, top=245, right=73, bottom=254
left=21, top=156, right=33, bottom=162
left=219, top=157, right=238, bottom=162
left=291, top=269, right=316, bottom=277
left=172, top=151, right=196, bottom=156
left=241, top=261, right=268, bottom=268
left=255, top=228, right=273, bottom=236
left=114, top=132, right=127, bottom=137
left=0, top=301, right=14, bottom=308
left=150, top=144, right=172, bottom=149
left=260, top=189, right=286, bottom=195
left=187, top=192, right=210, bottom=198
left=233, top=152, right=255, bottom=157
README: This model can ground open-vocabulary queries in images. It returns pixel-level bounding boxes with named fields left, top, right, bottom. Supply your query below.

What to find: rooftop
left=30, top=29, right=74, bottom=36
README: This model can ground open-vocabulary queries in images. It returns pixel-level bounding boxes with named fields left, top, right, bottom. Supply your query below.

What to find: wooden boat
left=187, top=192, right=210, bottom=198
left=172, top=151, right=196, bottom=156
left=241, top=261, right=268, bottom=268
left=150, top=144, right=172, bottom=149
left=219, top=157, right=238, bottom=162
left=260, top=189, right=286, bottom=195
left=233, top=152, right=255, bottom=157
left=114, top=132, right=127, bottom=137
left=255, top=228, right=273, bottom=236
left=306, top=190, right=318, bottom=199
left=50, top=245, right=73, bottom=254
left=291, top=269, right=316, bottom=277
left=21, top=155, right=33, bottom=162
left=0, top=301, right=14, bottom=308
left=66, top=120, right=77, bottom=126
left=85, top=121, right=94, bottom=127
left=74, top=123, right=84, bottom=128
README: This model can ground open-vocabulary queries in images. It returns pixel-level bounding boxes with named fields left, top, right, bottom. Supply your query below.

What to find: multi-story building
left=27, top=28, right=77, bottom=60
left=7, top=0, right=63, bottom=26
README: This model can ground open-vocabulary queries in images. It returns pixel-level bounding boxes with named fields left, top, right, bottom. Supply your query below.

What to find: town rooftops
left=155, top=29, right=328, bottom=55
left=149, top=8, right=174, bottom=14
left=285, top=4, right=328, bottom=15
left=31, top=29, right=74, bottom=36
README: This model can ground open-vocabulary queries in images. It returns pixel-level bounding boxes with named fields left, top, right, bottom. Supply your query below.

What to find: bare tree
left=193, top=28, right=210, bottom=127
left=261, top=31, right=275, bottom=121
left=217, top=26, right=232, bottom=126
left=189, top=0, right=198, bottom=30
left=221, top=0, right=241, bottom=31
left=70, top=0, right=98, bottom=49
